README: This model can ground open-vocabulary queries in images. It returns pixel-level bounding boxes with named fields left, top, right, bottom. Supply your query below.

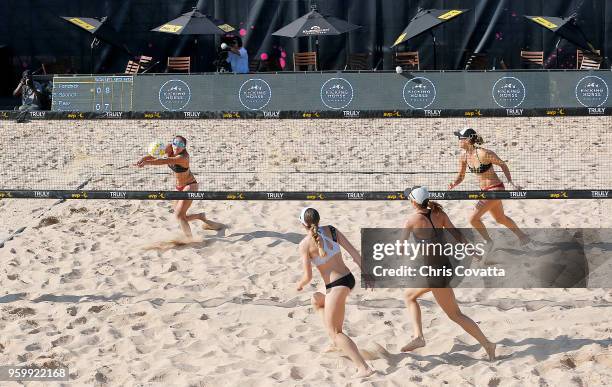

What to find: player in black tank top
left=400, top=187, right=497, bottom=361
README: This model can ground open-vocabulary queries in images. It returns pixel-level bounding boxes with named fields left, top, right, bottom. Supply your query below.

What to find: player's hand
left=296, top=283, right=303, bottom=291
left=448, top=182, right=456, bottom=190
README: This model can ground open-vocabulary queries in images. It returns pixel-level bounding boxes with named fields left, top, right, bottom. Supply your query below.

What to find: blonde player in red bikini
left=448, top=128, right=530, bottom=247
left=135, top=135, right=221, bottom=239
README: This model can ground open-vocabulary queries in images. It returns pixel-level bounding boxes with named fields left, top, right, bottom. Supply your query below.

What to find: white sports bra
left=311, top=226, right=341, bottom=266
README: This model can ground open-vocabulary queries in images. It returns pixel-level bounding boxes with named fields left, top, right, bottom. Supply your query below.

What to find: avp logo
left=321, top=78, right=354, bottom=110
left=575, top=76, right=609, bottom=107
left=492, top=77, right=526, bottom=108
left=239, top=79, right=272, bottom=111
left=402, top=77, right=436, bottom=109
left=159, top=80, right=191, bottom=111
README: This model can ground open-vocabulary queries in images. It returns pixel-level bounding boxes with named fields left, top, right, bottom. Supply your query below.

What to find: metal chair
left=293, top=52, right=317, bottom=71
left=394, top=51, right=420, bottom=70
left=577, top=49, right=602, bottom=69
left=125, top=55, right=154, bottom=75
left=520, top=50, right=544, bottom=68
left=167, top=56, right=191, bottom=73
left=124, top=60, right=140, bottom=74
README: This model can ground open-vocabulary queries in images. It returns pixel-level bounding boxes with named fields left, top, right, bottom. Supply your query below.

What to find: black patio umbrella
left=272, top=5, right=362, bottom=70
left=152, top=8, right=229, bottom=36
left=524, top=15, right=598, bottom=67
left=152, top=8, right=230, bottom=71
left=61, top=16, right=134, bottom=72
left=392, top=9, right=469, bottom=70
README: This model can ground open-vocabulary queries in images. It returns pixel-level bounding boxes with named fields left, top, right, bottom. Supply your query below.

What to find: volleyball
left=395, top=66, right=403, bottom=74
left=148, top=140, right=166, bottom=158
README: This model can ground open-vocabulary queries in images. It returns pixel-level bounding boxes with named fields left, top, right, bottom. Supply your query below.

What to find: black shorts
left=326, top=272, right=356, bottom=290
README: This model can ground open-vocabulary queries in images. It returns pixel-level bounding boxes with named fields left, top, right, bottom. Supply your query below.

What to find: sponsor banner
left=239, top=79, right=272, bottom=111
left=159, top=80, right=191, bottom=111
left=0, top=190, right=608, bottom=200
left=491, top=76, right=526, bottom=108
left=1, top=108, right=612, bottom=120
left=361, top=228, right=611, bottom=288
left=402, top=77, right=437, bottom=109
left=47, top=71, right=612, bottom=113
left=320, top=78, right=354, bottom=110
left=575, top=75, right=609, bottom=107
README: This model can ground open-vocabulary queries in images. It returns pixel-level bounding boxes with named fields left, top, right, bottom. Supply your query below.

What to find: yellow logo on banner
left=531, top=17, right=557, bottom=29
left=550, top=191, right=568, bottom=199
left=306, top=193, right=325, bottom=200
left=70, top=18, right=96, bottom=30
left=438, top=10, right=463, bottom=20
left=393, top=32, right=407, bottom=46
left=159, top=24, right=183, bottom=33
left=0, top=192, right=13, bottom=199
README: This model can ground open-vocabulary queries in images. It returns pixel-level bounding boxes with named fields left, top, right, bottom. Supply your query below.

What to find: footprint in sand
left=7, top=307, right=36, bottom=318
left=51, top=335, right=74, bottom=347
left=25, top=343, right=42, bottom=351
left=80, top=326, right=100, bottom=336
left=60, top=269, right=82, bottom=284
left=88, top=305, right=107, bottom=313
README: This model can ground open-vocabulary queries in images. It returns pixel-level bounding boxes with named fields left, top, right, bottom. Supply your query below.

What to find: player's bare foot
left=323, top=344, right=340, bottom=353
left=401, top=336, right=425, bottom=352
left=355, top=366, right=375, bottom=378
left=484, top=341, right=496, bottom=361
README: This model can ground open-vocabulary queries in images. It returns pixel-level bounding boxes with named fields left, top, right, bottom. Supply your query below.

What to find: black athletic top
left=168, top=150, right=189, bottom=173
left=467, top=150, right=492, bottom=174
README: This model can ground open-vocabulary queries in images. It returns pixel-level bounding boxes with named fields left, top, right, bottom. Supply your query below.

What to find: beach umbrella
left=524, top=15, right=598, bottom=67
left=151, top=8, right=227, bottom=36
left=272, top=4, right=362, bottom=70
left=61, top=16, right=134, bottom=72
left=61, top=16, right=134, bottom=56
left=391, top=9, right=469, bottom=70
left=152, top=8, right=230, bottom=71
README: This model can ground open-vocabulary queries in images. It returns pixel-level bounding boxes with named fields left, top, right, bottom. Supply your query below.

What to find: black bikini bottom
left=326, top=272, right=355, bottom=290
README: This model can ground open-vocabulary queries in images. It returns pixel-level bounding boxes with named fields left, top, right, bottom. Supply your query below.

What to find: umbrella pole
left=430, top=30, right=437, bottom=70
left=194, top=37, right=198, bottom=73
left=316, top=36, right=319, bottom=71
left=555, top=37, right=562, bottom=69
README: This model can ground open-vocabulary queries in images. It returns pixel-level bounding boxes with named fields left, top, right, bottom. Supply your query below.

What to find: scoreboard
left=51, top=76, right=134, bottom=112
